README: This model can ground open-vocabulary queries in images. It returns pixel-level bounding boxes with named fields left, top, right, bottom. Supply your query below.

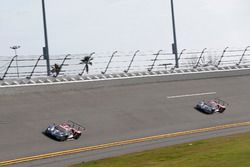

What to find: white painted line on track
left=167, top=92, right=217, bottom=99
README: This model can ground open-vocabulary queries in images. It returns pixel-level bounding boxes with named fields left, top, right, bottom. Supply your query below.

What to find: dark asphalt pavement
left=1, top=74, right=250, bottom=166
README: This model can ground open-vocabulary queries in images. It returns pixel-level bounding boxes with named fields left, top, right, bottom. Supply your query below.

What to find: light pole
left=42, top=0, right=50, bottom=76
left=171, top=0, right=179, bottom=68
left=10, top=45, right=20, bottom=78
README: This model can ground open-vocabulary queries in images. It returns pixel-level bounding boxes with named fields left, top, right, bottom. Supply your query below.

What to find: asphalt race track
left=1, top=74, right=250, bottom=166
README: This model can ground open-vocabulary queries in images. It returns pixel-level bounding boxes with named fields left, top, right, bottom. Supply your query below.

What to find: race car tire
left=218, top=109, right=225, bottom=113
left=74, top=133, right=81, bottom=140
left=60, top=136, right=68, bottom=141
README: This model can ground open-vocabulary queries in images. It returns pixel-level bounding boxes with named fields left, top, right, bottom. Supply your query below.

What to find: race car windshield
left=207, top=101, right=218, bottom=108
left=204, top=105, right=213, bottom=111
left=55, top=125, right=69, bottom=133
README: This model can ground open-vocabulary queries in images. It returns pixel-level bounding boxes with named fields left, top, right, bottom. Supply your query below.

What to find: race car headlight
left=47, top=126, right=55, bottom=132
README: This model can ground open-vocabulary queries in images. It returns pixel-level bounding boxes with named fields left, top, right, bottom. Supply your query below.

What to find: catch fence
left=0, top=46, right=249, bottom=80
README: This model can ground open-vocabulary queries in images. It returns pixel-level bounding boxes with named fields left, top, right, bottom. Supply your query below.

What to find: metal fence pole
left=237, top=46, right=250, bottom=66
left=171, top=49, right=185, bottom=71
left=217, top=47, right=229, bottom=67
left=124, top=50, right=140, bottom=73
left=56, top=54, right=71, bottom=77
left=26, top=55, right=43, bottom=79
left=194, top=48, right=207, bottom=68
left=102, top=51, right=118, bottom=74
left=148, top=50, right=163, bottom=72
left=177, top=49, right=186, bottom=66
left=0, top=55, right=17, bottom=80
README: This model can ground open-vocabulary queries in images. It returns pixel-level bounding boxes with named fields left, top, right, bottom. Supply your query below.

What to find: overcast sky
left=0, top=0, right=250, bottom=56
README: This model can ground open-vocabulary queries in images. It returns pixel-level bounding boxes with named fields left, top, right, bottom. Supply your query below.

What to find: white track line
left=167, top=92, right=217, bottom=99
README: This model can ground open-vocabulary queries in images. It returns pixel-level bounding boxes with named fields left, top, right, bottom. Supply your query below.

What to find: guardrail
left=0, top=47, right=250, bottom=80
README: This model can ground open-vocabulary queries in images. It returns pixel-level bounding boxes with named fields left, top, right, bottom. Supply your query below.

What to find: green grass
left=71, top=132, right=250, bottom=167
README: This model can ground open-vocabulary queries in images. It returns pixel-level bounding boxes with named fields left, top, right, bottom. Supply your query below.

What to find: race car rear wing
left=67, top=120, right=86, bottom=131
left=214, top=98, right=229, bottom=106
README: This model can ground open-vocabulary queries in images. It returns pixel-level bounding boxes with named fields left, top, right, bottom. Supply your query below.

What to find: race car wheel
left=74, top=133, right=81, bottom=140
left=60, top=136, right=67, bottom=141
left=218, top=109, right=225, bottom=113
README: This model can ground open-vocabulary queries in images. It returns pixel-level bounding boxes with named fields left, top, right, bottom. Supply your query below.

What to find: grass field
left=71, top=132, right=250, bottom=167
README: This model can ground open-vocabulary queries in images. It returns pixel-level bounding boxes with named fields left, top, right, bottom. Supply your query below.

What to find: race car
left=44, top=120, right=85, bottom=141
left=195, top=98, right=228, bottom=114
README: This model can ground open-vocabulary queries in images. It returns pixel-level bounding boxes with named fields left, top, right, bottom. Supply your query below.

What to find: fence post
left=26, top=55, right=43, bottom=79
left=170, top=49, right=186, bottom=71
left=237, top=46, right=250, bottom=66
left=56, top=54, right=71, bottom=77
left=0, top=55, right=18, bottom=80
left=194, top=48, right=207, bottom=68
left=176, top=49, right=186, bottom=67
left=124, top=50, right=140, bottom=73
left=148, top=50, right=163, bottom=72
left=217, top=47, right=229, bottom=67
left=101, top=51, right=118, bottom=74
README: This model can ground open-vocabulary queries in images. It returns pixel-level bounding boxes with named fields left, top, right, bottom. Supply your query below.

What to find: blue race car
left=45, top=120, right=85, bottom=141
left=195, top=98, right=228, bottom=114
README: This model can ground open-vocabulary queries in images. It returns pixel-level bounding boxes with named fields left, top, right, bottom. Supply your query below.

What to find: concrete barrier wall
left=0, top=69, right=250, bottom=95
